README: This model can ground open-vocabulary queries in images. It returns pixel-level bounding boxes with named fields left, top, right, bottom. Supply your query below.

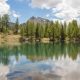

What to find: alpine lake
left=0, top=42, right=80, bottom=80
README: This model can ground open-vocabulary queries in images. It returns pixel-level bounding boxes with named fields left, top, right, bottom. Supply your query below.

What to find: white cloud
left=0, top=0, right=21, bottom=19
left=0, top=0, right=10, bottom=16
left=54, top=0, right=80, bottom=21
left=64, top=0, right=80, bottom=9
left=31, top=0, right=62, bottom=9
left=46, top=14, right=50, bottom=18
left=12, top=10, right=21, bottom=18
left=54, top=2, right=79, bottom=21
left=30, top=0, right=80, bottom=21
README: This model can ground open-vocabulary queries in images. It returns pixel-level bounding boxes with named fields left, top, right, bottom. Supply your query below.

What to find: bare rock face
left=28, top=16, right=50, bottom=24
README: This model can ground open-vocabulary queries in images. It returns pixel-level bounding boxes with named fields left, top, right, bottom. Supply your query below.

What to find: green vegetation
left=0, top=14, right=80, bottom=42
left=14, top=18, right=19, bottom=34
left=0, top=14, right=10, bottom=33
left=0, top=43, right=80, bottom=65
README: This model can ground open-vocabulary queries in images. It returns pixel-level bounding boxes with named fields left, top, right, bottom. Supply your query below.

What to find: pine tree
left=67, top=20, right=79, bottom=41
left=0, top=14, right=10, bottom=33
left=60, top=24, right=65, bottom=41
left=14, top=18, right=19, bottom=34
left=54, top=21, right=61, bottom=40
left=35, top=23, right=40, bottom=39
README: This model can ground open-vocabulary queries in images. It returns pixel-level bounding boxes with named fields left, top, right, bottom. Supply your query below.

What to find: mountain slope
left=28, top=16, right=50, bottom=23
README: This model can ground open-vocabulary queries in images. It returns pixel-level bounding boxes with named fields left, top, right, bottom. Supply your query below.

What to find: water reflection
left=0, top=43, right=80, bottom=80
left=0, top=43, right=80, bottom=65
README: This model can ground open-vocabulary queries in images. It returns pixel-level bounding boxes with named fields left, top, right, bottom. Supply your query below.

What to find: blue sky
left=0, top=0, right=80, bottom=23
left=7, top=0, right=53, bottom=23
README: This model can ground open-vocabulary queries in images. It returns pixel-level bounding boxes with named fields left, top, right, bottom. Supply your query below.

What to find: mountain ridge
left=28, top=16, right=50, bottom=23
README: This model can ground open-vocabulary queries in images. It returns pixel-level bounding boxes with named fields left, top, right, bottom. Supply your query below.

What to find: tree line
left=0, top=14, right=80, bottom=42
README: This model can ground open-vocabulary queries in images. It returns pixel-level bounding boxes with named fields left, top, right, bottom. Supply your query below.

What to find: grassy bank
left=0, top=33, right=79, bottom=46
left=0, top=33, right=21, bottom=45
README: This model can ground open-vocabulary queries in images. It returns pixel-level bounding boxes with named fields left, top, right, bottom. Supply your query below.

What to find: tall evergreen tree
left=35, top=23, right=40, bottom=39
left=4, top=14, right=10, bottom=32
left=60, top=24, right=65, bottom=41
left=67, top=20, right=79, bottom=40
left=0, top=14, right=10, bottom=33
left=44, top=22, right=49, bottom=38
left=54, top=21, right=61, bottom=40
left=14, top=18, right=19, bottom=34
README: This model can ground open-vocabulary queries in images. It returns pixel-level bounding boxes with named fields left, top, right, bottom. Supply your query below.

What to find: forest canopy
left=0, top=14, right=80, bottom=42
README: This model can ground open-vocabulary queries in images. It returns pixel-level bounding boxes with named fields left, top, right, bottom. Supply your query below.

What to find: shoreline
left=0, top=34, right=79, bottom=46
